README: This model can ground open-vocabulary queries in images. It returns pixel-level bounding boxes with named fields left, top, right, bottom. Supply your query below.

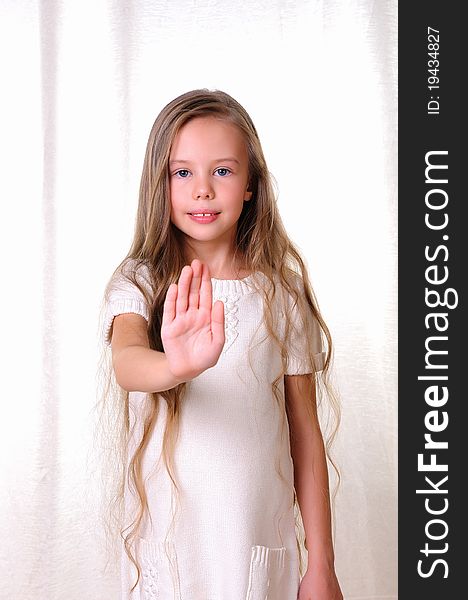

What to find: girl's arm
left=285, top=373, right=343, bottom=600
left=111, top=259, right=225, bottom=393
left=111, top=313, right=185, bottom=392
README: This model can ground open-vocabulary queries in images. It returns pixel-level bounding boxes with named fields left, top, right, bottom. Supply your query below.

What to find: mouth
left=187, top=212, right=221, bottom=216
left=187, top=211, right=221, bottom=224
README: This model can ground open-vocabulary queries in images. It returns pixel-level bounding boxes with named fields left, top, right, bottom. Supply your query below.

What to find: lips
left=187, top=211, right=220, bottom=224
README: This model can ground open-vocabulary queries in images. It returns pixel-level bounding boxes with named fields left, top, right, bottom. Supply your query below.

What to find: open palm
left=161, top=259, right=225, bottom=381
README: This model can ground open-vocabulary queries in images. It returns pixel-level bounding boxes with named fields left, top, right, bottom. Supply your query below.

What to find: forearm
left=112, top=345, right=187, bottom=393
left=292, top=429, right=335, bottom=569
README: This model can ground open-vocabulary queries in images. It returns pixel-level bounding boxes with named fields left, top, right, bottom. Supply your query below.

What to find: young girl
left=103, top=89, right=343, bottom=600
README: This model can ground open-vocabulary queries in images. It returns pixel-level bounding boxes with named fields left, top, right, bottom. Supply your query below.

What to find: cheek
left=169, top=180, right=188, bottom=205
left=168, top=186, right=180, bottom=211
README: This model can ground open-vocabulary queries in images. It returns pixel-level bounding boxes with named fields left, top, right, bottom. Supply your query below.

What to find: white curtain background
left=0, top=1, right=397, bottom=598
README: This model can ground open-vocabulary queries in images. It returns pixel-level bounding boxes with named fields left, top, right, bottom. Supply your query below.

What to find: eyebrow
left=169, top=157, right=240, bottom=166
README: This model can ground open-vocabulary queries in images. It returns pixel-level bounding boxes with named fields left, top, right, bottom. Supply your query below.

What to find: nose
left=192, top=175, right=214, bottom=200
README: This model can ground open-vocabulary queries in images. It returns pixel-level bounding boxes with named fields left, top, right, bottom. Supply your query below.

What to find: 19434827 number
left=427, top=27, right=439, bottom=90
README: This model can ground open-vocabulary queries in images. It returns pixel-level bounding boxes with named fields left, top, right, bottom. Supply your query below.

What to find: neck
left=183, top=239, right=247, bottom=279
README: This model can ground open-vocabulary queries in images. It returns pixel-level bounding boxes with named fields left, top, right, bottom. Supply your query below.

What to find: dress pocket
left=245, top=545, right=286, bottom=600
left=138, top=538, right=180, bottom=600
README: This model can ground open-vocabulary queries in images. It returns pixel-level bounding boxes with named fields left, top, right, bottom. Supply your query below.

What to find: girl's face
left=168, top=116, right=252, bottom=252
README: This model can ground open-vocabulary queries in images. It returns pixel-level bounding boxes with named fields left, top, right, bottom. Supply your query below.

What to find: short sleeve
left=103, top=261, right=151, bottom=345
left=282, top=284, right=326, bottom=375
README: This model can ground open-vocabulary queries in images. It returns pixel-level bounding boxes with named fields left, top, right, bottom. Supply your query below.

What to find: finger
left=188, top=259, right=202, bottom=310
left=176, top=265, right=192, bottom=314
left=211, top=300, right=225, bottom=346
left=162, top=283, right=177, bottom=326
left=199, top=262, right=212, bottom=312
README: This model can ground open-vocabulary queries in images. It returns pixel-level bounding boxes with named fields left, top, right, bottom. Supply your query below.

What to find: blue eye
left=175, top=169, right=190, bottom=178
left=215, top=168, right=231, bottom=177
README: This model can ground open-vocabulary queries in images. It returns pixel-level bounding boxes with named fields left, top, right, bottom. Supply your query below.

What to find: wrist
left=164, top=356, right=199, bottom=386
left=305, top=548, right=336, bottom=571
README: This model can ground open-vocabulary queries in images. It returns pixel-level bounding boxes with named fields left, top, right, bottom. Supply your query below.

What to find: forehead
left=170, top=116, right=247, bottom=160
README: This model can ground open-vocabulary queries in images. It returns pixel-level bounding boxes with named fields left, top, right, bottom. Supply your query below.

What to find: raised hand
left=161, top=259, right=225, bottom=381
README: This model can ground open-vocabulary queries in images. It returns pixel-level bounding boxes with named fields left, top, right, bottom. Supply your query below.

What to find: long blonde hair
left=100, top=89, right=340, bottom=590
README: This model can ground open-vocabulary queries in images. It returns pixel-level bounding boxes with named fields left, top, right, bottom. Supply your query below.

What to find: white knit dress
left=104, top=266, right=324, bottom=600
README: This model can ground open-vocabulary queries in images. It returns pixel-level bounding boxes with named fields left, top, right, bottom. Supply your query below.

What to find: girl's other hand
left=161, top=259, right=225, bottom=381
left=297, top=566, right=343, bottom=600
